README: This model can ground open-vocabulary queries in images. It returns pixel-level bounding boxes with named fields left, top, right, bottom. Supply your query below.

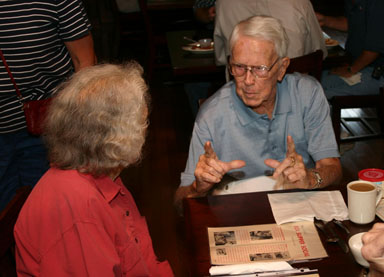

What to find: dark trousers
left=0, top=129, right=49, bottom=211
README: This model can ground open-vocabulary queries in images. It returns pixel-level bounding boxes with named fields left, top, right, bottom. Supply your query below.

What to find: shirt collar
left=231, top=78, right=292, bottom=126
left=81, top=173, right=122, bottom=203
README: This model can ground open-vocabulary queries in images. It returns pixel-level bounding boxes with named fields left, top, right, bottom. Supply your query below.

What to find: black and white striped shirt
left=0, top=0, right=91, bottom=133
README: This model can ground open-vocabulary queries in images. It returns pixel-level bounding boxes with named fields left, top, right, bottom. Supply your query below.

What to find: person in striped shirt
left=0, top=0, right=96, bottom=211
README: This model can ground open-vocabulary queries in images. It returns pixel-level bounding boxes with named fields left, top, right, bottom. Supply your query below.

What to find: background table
left=167, top=29, right=350, bottom=82
left=166, top=30, right=225, bottom=79
left=183, top=186, right=375, bottom=276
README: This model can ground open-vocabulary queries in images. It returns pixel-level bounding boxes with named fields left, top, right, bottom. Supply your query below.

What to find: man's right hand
left=194, top=141, right=246, bottom=194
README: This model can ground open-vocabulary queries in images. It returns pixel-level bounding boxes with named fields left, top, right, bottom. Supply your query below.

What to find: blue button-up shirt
left=180, top=73, right=339, bottom=187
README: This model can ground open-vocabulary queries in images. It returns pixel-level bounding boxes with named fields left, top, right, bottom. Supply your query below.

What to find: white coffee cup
left=347, top=180, right=382, bottom=224
left=348, top=232, right=369, bottom=268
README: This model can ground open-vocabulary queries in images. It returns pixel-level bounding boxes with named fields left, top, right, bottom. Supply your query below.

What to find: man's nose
left=244, top=69, right=256, bottom=85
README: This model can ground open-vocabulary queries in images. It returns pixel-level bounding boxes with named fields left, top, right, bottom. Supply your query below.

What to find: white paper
left=268, top=191, right=349, bottom=225
left=340, top=72, right=362, bottom=86
left=212, top=176, right=280, bottom=195
left=209, top=261, right=293, bottom=276
left=208, top=222, right=328, bottom=265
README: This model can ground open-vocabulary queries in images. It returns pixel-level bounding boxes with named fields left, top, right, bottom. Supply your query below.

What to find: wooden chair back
left=0, top=186, right=32, bottom=277
left=330, top=88, right=384, bottom=146
left=286, top=49, right=323, bottom=82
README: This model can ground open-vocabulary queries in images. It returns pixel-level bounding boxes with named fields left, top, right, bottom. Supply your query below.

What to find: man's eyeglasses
left=229, top=57, right=280, bottom=78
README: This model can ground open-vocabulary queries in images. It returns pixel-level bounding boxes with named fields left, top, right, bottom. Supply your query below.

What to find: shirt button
left=125, top=210, right=129, bottom=216
left=135, top=238, right=139, bottom=243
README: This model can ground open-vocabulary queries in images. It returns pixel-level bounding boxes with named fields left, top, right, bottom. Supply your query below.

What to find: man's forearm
left=323, top=16, right=348, bottom=32
left=65, top=34, right=96, bottom=72
left=313, top=158, right=342, bottom=188
left=349, top=50, right=380, bottom=74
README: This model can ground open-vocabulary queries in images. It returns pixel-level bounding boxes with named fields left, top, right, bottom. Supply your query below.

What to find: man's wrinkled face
left=230, top=36, right=287, bottom=114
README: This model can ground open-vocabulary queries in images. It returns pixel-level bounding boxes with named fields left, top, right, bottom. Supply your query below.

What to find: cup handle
left=376, top=187, right=383, bottom=206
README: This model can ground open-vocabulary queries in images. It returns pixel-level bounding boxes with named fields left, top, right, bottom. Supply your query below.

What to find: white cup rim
left=347, top=180, right=376, bottom=192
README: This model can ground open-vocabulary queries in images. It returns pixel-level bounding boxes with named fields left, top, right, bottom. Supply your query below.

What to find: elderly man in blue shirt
left=175, top=16, right=342, bottom=208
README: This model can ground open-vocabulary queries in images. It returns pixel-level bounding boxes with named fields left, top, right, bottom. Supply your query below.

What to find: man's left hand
left=264, top=135, right=312, bottom=189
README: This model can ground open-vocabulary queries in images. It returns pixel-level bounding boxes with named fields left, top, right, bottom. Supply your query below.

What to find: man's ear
left=277, top=57, right=290, bottom=81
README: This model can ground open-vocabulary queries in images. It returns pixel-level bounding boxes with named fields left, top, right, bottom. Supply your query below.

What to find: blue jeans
left=0, top=129, right=49, bottom=211
left=321, top=66, right=384, bottom=100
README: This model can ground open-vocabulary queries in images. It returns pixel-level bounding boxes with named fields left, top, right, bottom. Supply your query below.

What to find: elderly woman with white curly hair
left=14, top=63, right=173, bottom=276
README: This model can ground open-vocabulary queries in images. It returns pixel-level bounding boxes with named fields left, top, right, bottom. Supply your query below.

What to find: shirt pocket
left=117, top=236, right=150, bottom=276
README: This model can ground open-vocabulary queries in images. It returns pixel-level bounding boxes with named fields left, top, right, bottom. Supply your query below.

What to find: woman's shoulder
left=30, top=168, right=106, bottom=214
left=39, top=168, right=92, bottom=193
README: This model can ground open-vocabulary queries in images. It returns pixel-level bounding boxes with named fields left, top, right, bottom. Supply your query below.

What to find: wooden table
left=166, top=30, right=225, bottom=79
left=183, top=186, right=375, bottom=276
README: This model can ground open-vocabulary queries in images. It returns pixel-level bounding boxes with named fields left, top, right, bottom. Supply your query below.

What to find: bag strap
left=0, top=48, right=23, bottom=101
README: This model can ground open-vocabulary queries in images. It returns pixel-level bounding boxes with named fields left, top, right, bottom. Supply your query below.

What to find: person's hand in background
left=362, top=223, right=384, bottom=276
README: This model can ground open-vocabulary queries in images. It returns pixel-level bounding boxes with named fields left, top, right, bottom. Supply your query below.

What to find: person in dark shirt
left=317, top=0, right=384, bottom=99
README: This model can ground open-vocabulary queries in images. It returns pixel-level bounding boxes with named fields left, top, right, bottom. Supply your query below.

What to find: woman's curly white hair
left=44, top=62, right=149, bottom=177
